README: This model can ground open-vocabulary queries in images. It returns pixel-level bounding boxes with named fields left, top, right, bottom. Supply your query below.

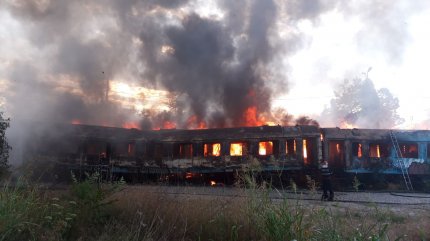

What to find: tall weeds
left=0, top=172, right=414, bottom=240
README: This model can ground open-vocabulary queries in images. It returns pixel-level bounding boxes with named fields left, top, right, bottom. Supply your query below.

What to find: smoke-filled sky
left=1, top=0, right=430, bottom=129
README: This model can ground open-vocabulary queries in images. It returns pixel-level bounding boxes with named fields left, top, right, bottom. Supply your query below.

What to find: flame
left=243, top=106, right=275, bottom=127
left=259, top=141, right=273, bottom=155
left=376, top=144, right=380, bottom=158
left=294, top=139, right=296, bottom=153
left=210, top=180, right=216, bottom=186
left=340, top=121, right=357, bottom=129
left=230, top=143, right=244, bottom=156
left=71, top=119, right=81, bottom=125
left=336, top=143, right=340, bottom=154
left=185, top=172, right=193, bottom=179
left=320, top=134, right=324, bottom=141
left=186, top=115, right=207, bottom=129
left=303, top=139, right=308, bottom=163
left=204, top=143, right=221, bottom=157
left=154, top=121, right=176, bottom=130
left=358, top=143, right=362, bottom=158
left=122, top=122, right=140, bottom=129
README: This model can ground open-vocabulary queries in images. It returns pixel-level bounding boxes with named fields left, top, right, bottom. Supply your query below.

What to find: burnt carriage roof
left=322, top=128, right=430, bottom=142
left=68, top=124, right=150, bottom=141
left=151, top=125, right=320, bottom=142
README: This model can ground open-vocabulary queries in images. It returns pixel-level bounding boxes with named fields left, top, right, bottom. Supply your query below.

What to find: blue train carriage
left=321, top=128, right=430, bottom=175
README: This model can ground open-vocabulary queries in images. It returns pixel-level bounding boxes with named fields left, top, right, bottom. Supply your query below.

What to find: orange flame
left=210, top=180, right=216, bottom=186
left=340, top=121, right=357, bottom=129
left=230, top=143, right=244, bottom=156
left=376, top=144, right=380, bottom=158
left=204, top=143, right=221, bottom=157
left=244, top=106, right=265, bottom=126
left=186, top=115, right=207, bottom=129
left=358, top=143, right=362, bottom=158
left=303, top=139, right=308, bottom=164
left=122, top=122, right=140, bottom=129
left=259, top=141, right=273, bottom=155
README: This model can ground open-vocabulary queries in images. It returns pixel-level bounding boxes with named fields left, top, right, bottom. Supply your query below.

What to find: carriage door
left=328, top=140, right=345, bottom=168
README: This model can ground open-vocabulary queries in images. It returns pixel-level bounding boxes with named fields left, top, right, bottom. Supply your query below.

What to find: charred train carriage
left=25, top=124, right=430, bottom=186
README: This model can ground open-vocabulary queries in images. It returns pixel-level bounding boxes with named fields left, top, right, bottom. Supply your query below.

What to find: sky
left=1, top=0, right=430, bottom=129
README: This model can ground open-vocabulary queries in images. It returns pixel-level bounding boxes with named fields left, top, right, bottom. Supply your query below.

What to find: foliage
left=353, top=175, right=362, bottom=192
left=0, top=180, right=76, bottom=241
left=70, top=172, right=125, bottom=224
left=324, top=77, right=403, bottom=128
left=0, top=112, right=11, bottom=178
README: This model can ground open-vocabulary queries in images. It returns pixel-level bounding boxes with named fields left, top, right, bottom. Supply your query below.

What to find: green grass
left=0, top=172, right=425, bottom=240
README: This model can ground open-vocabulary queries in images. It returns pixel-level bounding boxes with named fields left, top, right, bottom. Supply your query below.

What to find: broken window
left=204, top=143, right=221, bottom=157
left=174, top=143, right=193, bottom=158
left=352, top=142, right=363, bottom=158
left=86, top=141, right=106, bottom=156
left=230, top=142, right=248, bottom=156
left=115, top=142, right=135, bottom=157
left=154, top=143, right=163, bottom=161
left=286, top=139, right=296, bottom=156
left=329, top=141, right=344, bottom=167
left=369, top=143, right=389, bottom=158
left=398, top=143, right=418, bottom=158
left=303, top=138, right=318, bottom=164
left=259, top=141, right=273, bottom=156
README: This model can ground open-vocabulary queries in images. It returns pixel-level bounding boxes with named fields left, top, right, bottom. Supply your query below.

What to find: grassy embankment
left=1, top=172, right=428, bottom=241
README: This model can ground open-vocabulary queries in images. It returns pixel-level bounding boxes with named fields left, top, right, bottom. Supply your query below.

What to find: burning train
left=24, top=123, right=430, bottom=186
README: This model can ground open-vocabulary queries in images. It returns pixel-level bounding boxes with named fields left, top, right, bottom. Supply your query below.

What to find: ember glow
left=230, top=143, right=245, bottom=156
left=358, top=143, right=362, bottom=158
left=71, top=119, right=81, bottom=125
left=204, top=143, right=221, bottom=157
left=122, top=122, right=140, bottom=129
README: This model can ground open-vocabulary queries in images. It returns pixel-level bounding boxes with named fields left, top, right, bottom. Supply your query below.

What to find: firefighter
left=320, top=160, right=334, bottom=201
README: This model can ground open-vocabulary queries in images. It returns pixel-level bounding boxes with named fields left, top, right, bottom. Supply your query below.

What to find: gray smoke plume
left=1, top=0, right=429, bottom=165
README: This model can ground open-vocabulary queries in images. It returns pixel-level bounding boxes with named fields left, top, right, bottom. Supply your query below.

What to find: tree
left=0, top=111, right=11, bottom=177
left=323, top=77, right=403, bottom=128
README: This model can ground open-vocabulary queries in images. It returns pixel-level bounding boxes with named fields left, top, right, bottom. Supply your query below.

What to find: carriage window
left=230, top=142, right=248, bottom=156
left=369, top=143, right=389, bottom=158
left=86, top=141, right=106, bottom=155
left=259, top=141, right=273, bottom=156
left=398, top=143, right=418, bottom=158
left=352, top=142, right=362, bottom=158
left=286, top=139, right=296, bottom=156
left=174, top=143, right=193, bottom=158
left=204, top=143, right=221, bottom=157
left=115, top=142, right=135, bottom=157
left=428, top=144, right=430, bottom=159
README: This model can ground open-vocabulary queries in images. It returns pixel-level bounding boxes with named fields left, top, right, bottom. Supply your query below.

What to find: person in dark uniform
left=320, top=160, right=334, bottom=201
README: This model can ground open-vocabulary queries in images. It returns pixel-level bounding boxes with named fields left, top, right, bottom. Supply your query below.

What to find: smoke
left=1, top=0, right=429, bottom=165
